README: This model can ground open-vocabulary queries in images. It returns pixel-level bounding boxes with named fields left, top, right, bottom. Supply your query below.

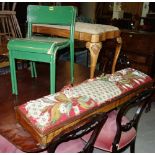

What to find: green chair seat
left=8, top=36, right=70, bottom=54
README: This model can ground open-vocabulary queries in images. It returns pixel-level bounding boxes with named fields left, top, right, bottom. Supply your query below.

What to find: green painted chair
left=7, top=5, right=76, bottom=95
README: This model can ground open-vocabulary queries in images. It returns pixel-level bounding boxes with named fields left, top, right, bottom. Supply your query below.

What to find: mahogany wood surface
left=121, top=30, right=155, bottom=76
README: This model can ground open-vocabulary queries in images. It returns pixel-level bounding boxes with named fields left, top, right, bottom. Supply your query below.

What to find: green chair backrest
left=27, top=5, right=76, bottom=37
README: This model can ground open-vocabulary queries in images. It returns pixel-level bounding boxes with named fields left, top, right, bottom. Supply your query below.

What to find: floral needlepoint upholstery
left=62, top=68, right=152, bottom=105
left=19, top=93, right=98, bottom=134
left=18, top=68, right=152, bottom=135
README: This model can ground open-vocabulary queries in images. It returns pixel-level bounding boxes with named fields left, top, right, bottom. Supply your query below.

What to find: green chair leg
left=32, top=61, right=37, bottom=78
left=70, top=43, right=74, bottom=84
left=30, top=61, right=37, bottom=78
left=50, top=58, right=56, bottom=94
left=9, top=54, right=18, bottom=95
left=30, top=61, right=34, bottom=78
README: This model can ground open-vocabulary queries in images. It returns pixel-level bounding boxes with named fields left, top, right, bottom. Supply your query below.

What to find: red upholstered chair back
left=112, top=88, right=154, bottom=152
left=47, top=112, right=108, bottom=153
left=82, top=88, right=155, bottom=153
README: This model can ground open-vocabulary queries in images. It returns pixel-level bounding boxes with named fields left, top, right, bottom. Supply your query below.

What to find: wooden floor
left=0, top=61, right=94, bottom=152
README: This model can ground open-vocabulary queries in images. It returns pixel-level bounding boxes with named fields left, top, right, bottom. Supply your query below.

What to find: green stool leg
left=50, top=56, right=56, bottom=94
left=30, top=61, right=34, bottom=78
left=70, top=43, right=74, bottom=84
left=30, top=61, right=37, bottom=78
left=9, top=52, right=18, bottom=95
left=32, top=61, right=37, bottom=78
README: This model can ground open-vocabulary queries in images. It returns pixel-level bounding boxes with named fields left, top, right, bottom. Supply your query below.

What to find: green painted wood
left=11, top=51, right=51, bottom=62
left=32, top=62, right=37, bottom=78
left=8, top=5, right=76, bottom=95
left=8, top=37, right=70, bottom=54
left=27, top=5, right=75, bottom=25
left=9, top=51, right=18, bottom=95
left=50, top=57, right=56, bottom=94
left=30, top=61, right=37, bottom=78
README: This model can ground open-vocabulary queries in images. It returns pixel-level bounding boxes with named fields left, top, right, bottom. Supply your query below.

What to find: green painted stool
left=8, top=5, right=76, bottom=95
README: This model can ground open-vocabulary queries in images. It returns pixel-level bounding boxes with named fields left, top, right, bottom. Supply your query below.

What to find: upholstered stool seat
left=35, top=22, right=119, bottom=35
left=82, top=110, right=136, bottom=152
left=75, top=22, right=119, bottom=34
left=15, top=67, right=152, bottom=147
